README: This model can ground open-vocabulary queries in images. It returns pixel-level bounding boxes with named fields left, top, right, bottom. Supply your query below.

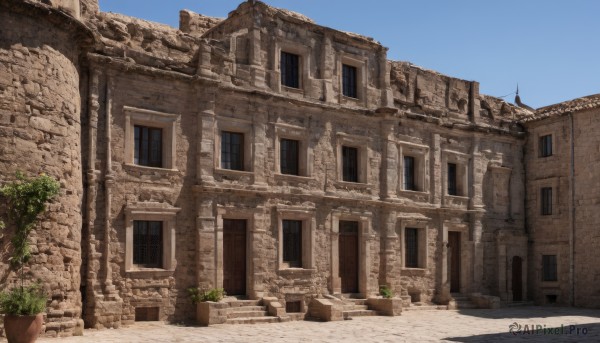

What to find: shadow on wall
left=444, top=321, right=599, bottom=342
left=455, top=306, right=600, bottom=319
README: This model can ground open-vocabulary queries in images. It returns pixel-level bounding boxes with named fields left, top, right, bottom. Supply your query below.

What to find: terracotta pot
left=3, top=313, right=43, bottom=343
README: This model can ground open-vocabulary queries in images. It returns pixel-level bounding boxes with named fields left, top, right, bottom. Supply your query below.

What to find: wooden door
left=223, top=219, right=246, bottom=296
left=448, top=232, right=461, bottom=293
left=512, top=256, right=523, bottom=301
left=339, top=221, right=359, bottom=294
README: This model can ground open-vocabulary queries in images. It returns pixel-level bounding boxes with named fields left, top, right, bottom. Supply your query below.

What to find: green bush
left=379, top=285, right=393, bottom=299
left=0, top=284, right=47, bottom=316
left=187, top=287, right=226, bottom=304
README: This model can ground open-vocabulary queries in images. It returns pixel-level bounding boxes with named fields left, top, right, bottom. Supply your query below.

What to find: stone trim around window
left=442, top=149, right=470, bottom=204
left=337, top=52, right=368, bottom=107
left=276, top=207, right=316, bottom=271
left=215, top=117, right=254, bottom=174
left=272, top=39, right=311, bottom=94
left=336, top=132, right=371, bottom=185
left=274, top=123, right=313, bottom=178
left=534, top=177, right=560, bottom=219
left=398, top=216, right=430, bottom=270
left=398, top=141, right=430, bottom=195
left=535, top=129, right=557, bottom=159
left=125, top=202, right=181, bottom=276
left=123, top=106, right=179, bottom=170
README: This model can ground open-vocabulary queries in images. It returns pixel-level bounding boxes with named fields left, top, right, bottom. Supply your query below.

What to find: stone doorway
left=448, top=231, right=461, bottom=293
left=223, top=219, right=247, bottom=296
left=339, top=221, right=359, bottom=294
left=512, top=256, right=523, bottom=301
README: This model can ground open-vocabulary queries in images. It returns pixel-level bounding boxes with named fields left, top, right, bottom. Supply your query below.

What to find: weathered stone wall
left=0, top=1, right=89, bottom=337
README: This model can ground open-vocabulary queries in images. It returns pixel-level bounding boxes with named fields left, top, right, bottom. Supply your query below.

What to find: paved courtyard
left=37, top=307, right=600, bottom=342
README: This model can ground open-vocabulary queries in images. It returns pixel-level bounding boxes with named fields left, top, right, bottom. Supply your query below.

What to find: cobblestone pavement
left=36, top=307, right=600, bottom=342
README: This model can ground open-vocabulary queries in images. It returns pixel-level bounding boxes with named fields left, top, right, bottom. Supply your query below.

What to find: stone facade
left=0, top=0, right=597, bottom=337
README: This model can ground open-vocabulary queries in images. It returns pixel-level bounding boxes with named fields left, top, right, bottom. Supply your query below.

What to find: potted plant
left=0, top=173, right=59, bottom=343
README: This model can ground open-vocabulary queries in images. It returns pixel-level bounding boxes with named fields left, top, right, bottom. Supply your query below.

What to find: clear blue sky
left=99, top=0, right=600, bottom=108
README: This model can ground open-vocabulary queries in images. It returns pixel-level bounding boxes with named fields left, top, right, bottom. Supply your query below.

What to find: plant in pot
left=0, top=173, right=59, bottom=343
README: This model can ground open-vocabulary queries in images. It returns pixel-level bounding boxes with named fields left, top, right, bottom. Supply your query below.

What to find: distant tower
left=514, top=84, right=535, bottom=111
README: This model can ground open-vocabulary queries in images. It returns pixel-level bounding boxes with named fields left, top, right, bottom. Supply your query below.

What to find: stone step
left=342, top=304, right=368, bottom=311
left=455, top=301, right=477, bottom=309
left=347, top=299, right=367, bottom=305
left=343, top=309, right=377, bottom=319
left=225, top=316, right=280, bottom=325
left=227, top=310, right=267, bottom=319
left=225, top=300, right=261, bottom=308
left=228, top=306, right=266, bottom=312
left=404, top=304, right=448, bottom=311
left=506, top=301, right=535, bottom=307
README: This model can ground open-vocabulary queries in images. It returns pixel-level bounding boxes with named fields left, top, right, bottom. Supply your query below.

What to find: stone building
left=0, top=0, right=597, bottom=337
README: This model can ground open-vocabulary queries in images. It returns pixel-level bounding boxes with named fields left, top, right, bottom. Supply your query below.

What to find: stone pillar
left=197, top=41, right=216, bottom=79
left=379, top=49, right=394, bottom=108
left=470, top=211, right=485, bottom=293
left=431, top=133, right=442, bottom=206
left=380, top=210, right=399, bottom=293
left=469, top=137, right=484, bottom=210
left=382, top=120, right=398, bottom=200
left=196, top=84, right=216, bottom=186
left=196, top=198, right=216, bottom=288
left=437, top=217, right=450, bottom=303
left=249, top=28, right=266, bottom=88
left=250, top=211, right=267, bottom=299
left=329, top=213, right=342, bottom=294
left=321, top=33, right=335, bottom=102
left=252, top=103, right=268, bottom=188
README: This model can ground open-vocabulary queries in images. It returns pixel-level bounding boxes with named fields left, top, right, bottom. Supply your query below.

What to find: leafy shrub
left=0, top=284, right=47, bottom=316
left=188, top=287, right=226, bottom=304
left=379, top=285, right=393, bottom=299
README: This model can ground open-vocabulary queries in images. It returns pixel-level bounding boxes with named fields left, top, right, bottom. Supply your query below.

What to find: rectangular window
left=404, top=156, right=416, bottom=191
left=342, top=146, right=359, bottom=183
left=221, top=131, right=244, bottom=171
left=280, top=139, right=299, bottom=175
left=342, top=64, right=358, bottom=98
left=283, top=220, right=302, bottom=268
left=133, top=221, right=163, bottom=268
left=539, top=135, right=553, bottom=157
left=542, top=255, right=557, bottom=281
left=281, top=52, right=300, bottom=89
left=541, top=187, right=553, bottom=215
left=447, top=163, right=458, bottom=196
left=405, top=228, right=419, bottom=268
left=134, top=125, right=162, bottom=168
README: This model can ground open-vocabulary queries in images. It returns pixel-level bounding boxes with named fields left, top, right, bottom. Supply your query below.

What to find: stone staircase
left=224, top=299, right=281, bottom=324
left=341, top=298, right=377, bottom=319
left=451, top=293, right=477, bottom=309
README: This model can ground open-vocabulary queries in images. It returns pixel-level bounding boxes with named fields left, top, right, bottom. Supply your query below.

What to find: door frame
left=330, top=211, right=371, bottom=298
left=216, top=206, right=261, bottom=299
left=339, top=221, right=360, bottom=294
left=448, top=231, right=462, bottom=293
left=511, top=255, right=523, bottom=301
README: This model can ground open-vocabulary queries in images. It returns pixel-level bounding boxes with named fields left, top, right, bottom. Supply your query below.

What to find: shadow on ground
left=455, top=306, right=600, bottom=319
left=444, top=321, right=600, bottom=342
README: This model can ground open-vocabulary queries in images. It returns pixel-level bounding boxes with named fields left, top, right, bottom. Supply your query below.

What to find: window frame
left=398, top=141, right=430, bottom=196
left=280, top=51, right=301, bottom=89
left=282, top=219, right=303, bottom=268
left=342, top=64, right=358, bottom=99
left=398, top=217, right=429, bottom=270
left=124, top=106, right=179, bottom=170
left=542, top=254, right=558, bottom=282
left=133, top=220, right=163, bottom=268
left=342, top=145, right=359, bottom=183
left=336, top=133, right=370, bottom=185
left=539, top=134, right=553, bottom=158
left=280, top=138, right=300, bottom=176
left=125, top=202, right=180, bottom=275
left=404, top=227, right=419, bottom=268
left=277, top=208, right=315, bottom=270
left=220, top=131, right=245, bottom=171
left=541, top=187, right=553, bottom=216
left=215, top=117, right=253, bottom=174
left=274, top=123, right=312, bottom=178
left=337, top=53, right=367, bottom=106
left=442, top=150, right=469, bottom=202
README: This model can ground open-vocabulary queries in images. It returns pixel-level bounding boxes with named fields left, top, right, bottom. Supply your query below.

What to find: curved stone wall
left=0, top=2, right=87, bottom=337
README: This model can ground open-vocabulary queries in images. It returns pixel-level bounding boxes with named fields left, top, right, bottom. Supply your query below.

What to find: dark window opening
left=283, top=220, right=302, bottom=268
left=342, top=64, right=358, bottom=98
left=404, top=156, right=416, bottom=191
left=285, top=301, right=302, bottom=313
left=280, top=139, right=300, bottom=175
left=542, top=255, right=557, bottom=281
left=135, top=307, right=159, bottom=321
left=405, top=228, right=419, bottom=268
left=340, top=220, right=359, bottom=234
left=541, top=187, right=553, bottom=216
left=134, top=125, right=162, bottom=168
left=342, top=146, right=359, bottom=183
left=133, top=221, right=163, bottom=268
left=545, top=294, right=558, bottom=304
left=221, top=131, right=244, bottom=171
left=281, top=52, right=300, bottom=88
left=447, top=163, right=458, bottom=196
left=539, top=135, right=553, bottom=157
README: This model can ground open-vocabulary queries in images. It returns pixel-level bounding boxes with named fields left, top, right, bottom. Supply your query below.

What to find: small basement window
left=135, top=307, right=159, bottom=321
left=286, top=301, right=302, bottom=313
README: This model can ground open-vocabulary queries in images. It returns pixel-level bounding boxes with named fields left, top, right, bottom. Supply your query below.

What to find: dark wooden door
left=512, top=256, right=523, bottom=301
left=339, top=221, right=359, bottom=294
left=448, top=232, right=461, bottom=293
left=223, top=219, right=246, bottom=296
